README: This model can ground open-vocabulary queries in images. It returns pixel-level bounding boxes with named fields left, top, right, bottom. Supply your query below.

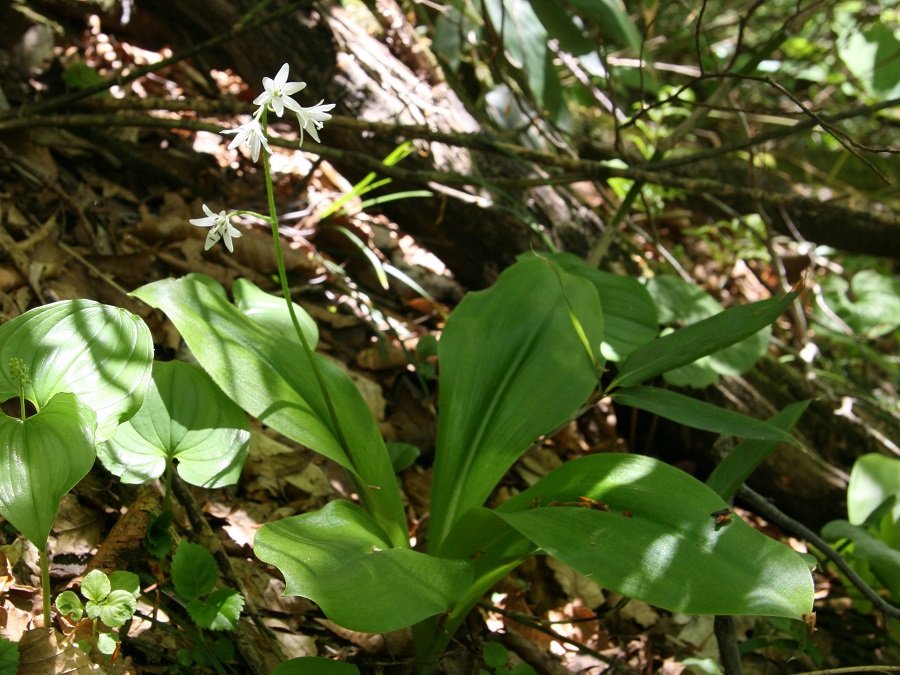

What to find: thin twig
left=737, top=485, right=900, bottom=621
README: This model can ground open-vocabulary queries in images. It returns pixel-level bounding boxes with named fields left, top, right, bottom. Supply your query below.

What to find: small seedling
left=55, top=568, right=141, bottom=656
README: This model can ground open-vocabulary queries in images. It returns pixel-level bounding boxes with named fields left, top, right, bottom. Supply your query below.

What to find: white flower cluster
left=193, top=64, right=335, bottom=252
left=224, top=62, right=335, bottom=161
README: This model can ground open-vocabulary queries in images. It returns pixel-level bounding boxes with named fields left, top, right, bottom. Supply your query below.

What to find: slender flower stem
left=40, top=548, right=52, bottom=629
left=259, top=117, right=353, bottom=470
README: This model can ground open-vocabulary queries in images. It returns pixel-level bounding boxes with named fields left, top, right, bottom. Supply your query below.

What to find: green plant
left=170, top=541, right=244, bottom=632
left=479, top=641, right=535, bottom=675
left=55, top=568, right=141, bottom=656
left=822, top=454, right=900, bottom=614
left=0, top=300, right=152, bottom=626
left=126, top=63, right=814, bottom=673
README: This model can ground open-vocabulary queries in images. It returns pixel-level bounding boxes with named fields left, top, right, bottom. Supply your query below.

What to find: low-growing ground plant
left=129, top=62, right=816, bottom=673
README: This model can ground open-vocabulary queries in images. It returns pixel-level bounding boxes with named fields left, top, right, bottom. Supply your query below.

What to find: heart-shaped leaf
left=0, top=392, right=96, bottom=547
left=98, top=360, right=250, bottom=488
left=254, top=500, right=472, bottom=633
left=0, top=300, right=153, bottom=442
left=497, top=453, right=814, bottom=619
left=429, top=256, right=604, bottom=552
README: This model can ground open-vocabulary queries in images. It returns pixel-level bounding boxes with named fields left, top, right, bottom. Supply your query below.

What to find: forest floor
left=0, top=11, right=897, bottom=675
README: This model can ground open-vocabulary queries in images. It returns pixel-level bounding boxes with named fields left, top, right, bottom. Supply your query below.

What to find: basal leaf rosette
left=0, top=300, right=153, bottom=442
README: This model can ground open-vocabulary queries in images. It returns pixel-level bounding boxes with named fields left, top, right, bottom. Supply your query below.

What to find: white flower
left=253, top=63, right=306, bottom=118
left=297, top=100, right=336, bottom=144
left=190, top=204, right=242, bottom=252
left=222, top=117, right=271, bottom=162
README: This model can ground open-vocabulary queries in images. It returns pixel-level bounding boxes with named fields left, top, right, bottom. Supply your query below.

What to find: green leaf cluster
left=55, top=569, right=140, bottom=655
left=134, top=254, right=813, bottom=671
left=172, top=541, right=244, bottom=631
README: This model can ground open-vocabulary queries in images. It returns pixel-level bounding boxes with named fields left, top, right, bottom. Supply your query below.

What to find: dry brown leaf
left=17, top=627, right=103, bottom=674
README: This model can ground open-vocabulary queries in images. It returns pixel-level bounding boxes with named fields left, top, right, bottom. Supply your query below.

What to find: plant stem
left=39, top=547, right=52, bottom=629
left=259, top=122, right=351, bottom=458
left=259, top=118, right=405, bottom=544
left=163, top=458, right=173, bottom=512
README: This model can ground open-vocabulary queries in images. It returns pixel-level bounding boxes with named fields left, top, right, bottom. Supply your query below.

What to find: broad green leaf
left=187, top=589, right=244, bottom=631
left=98, top=360, right=250, bottom=488
left=99, top=590, right=137, bottom=628
left=546, top=253, right=657, bottom=360
left=82, top=569, right=111, bottom=603
left=646, top=276, right=770, bottom=388
left=133, top=277, right=406, bottom=546
left=254, top=500, right=472, bottom=633
left=233, top=278, right=318, bottom=348
left=0, top=392, right=95, bottom=548
left=705, top=401, right=809, bottom=500
left=0, top=300, right=153, bottom=441
left=271, top=658, right=360, bottom=675
left=497, top=454, right=814, bottom=618
left=822, top=520, right=900, bottom=599
left=429, top=256, right=603, bottom=552
left=847, top=454, right=900, bottom=527
left=611, top=386, right=797, bottom=444
left=611, top=291, right=797, bottom=389
left=171, top=541, right=218, bottom=602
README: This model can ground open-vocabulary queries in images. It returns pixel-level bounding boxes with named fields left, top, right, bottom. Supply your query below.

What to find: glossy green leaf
left=610, top=291, right=797, bottom=389
left=646, top=276, right=770, bottom=388
left=172, top=541, right=218, bottom=602
left=546, top=253, right=657, bottom=361
left=612, top=386, right=797, bottom=444
left=429, top=256, right=603, bottom=552
left=132, top=276, right=406, bottom=545
left=0, top=300, right=153, bottom=442
left=847, top=454, right=900, bottom=527
left=0, top=392, right=95, bottom=547
left=254, top=500, right=472, bottom=633
left=98, top=360, right=250, bottom=488
left=705, top=401, right=809, bottom=500
left=233, top=278, right=318, bottom=348
left=497, top=454, right=814, bottom=618
left=271, top=658, right=360, bottom=675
